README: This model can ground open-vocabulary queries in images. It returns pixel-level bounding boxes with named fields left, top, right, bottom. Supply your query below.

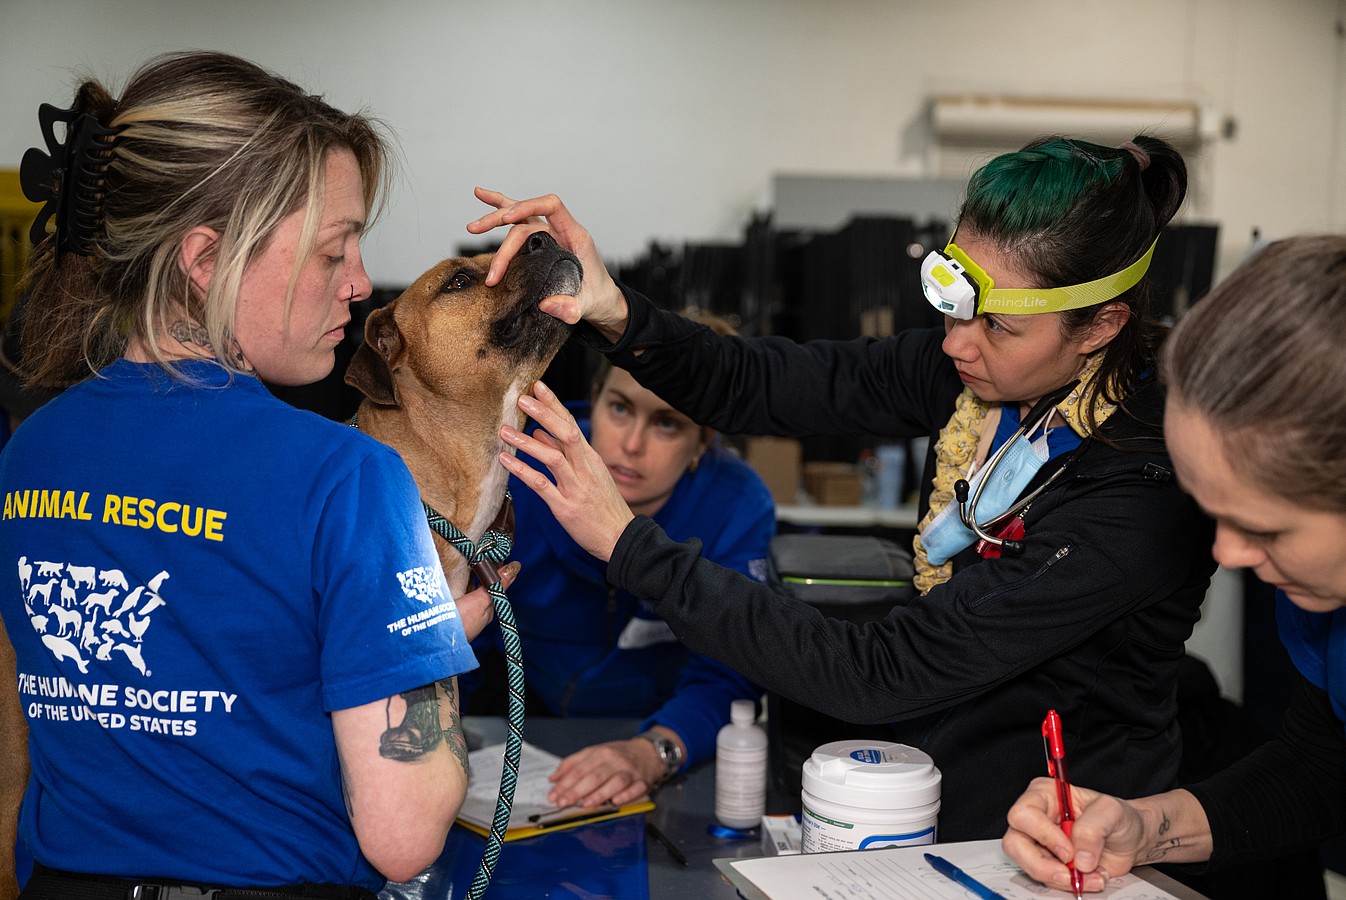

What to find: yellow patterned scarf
left=912, top=354, right=1116, bottom=594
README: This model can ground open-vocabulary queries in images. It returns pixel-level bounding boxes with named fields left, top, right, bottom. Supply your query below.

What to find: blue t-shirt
left=1277, top=589, right=1346, bottom=729
left=989, top=402, right=1083, bottom=460
left=0, top=360, right=476, bottom=890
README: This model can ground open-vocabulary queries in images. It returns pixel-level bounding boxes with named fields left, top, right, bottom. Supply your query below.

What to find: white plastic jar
left=800, top=740, right=941, bottom=853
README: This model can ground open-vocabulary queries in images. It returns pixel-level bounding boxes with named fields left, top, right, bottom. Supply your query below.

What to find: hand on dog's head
left=346, top=233, right=579, bottom=409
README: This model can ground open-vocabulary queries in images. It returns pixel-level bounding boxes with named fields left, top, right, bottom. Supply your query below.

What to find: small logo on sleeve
left=396, top=566, right=447, bottom=605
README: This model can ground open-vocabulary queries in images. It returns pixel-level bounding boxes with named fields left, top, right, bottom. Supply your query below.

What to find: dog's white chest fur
left=463, top=382, right=523, bottom=543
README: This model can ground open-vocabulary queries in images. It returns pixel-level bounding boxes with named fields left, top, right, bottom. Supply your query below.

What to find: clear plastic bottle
left=715, top=699, right=767, bottom=829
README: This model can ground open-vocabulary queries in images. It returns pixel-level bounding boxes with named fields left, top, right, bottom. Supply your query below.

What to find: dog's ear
left=344, top=306, right=404, bottom=406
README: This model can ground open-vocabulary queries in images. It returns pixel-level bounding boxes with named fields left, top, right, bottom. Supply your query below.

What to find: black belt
left=24, top=864, right=378, bottom=900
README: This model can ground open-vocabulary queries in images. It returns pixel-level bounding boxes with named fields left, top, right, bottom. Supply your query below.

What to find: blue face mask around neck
left=920, top=426, right=1051, bottom=566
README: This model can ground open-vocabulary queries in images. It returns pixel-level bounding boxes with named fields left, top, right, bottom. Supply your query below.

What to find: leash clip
left=471, top=559, right=500, bottom=587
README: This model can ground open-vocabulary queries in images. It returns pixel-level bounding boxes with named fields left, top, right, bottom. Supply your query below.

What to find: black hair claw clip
left=20, top=103, right=123, bottom=258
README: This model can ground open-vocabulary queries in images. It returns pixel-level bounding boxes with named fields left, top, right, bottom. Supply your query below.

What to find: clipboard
left=455, top=740, right=654, bottom=841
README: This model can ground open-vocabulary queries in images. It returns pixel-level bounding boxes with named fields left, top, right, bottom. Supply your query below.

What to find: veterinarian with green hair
left=472, top=135, right=1217, bottom=843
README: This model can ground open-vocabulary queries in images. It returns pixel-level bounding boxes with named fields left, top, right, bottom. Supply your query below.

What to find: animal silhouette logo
left=18, top=557, right=168, bottom=679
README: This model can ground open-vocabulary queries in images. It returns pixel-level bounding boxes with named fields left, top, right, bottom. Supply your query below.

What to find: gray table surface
left=455, top=716, right=1205, bottom=900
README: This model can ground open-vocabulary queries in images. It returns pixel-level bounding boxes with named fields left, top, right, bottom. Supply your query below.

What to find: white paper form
left=721, top=839, right=1203, bottom=900
left=455, top=741, right=566, bottom=829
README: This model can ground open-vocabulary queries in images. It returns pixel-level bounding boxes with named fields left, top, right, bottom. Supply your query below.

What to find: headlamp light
left=920, top=235, right=1159, bottom=320
left=920, top=250, right=979, bottom=320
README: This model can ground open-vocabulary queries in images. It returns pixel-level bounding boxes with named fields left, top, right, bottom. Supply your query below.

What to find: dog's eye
left=443, top=272, right=472, bottom=293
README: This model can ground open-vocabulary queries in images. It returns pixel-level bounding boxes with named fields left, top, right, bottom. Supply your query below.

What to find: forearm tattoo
left=439, top=677, right=470, bottom=775
left=379, top=683, right=442, bottom=760
left=377, top=680, right=469, bottom=776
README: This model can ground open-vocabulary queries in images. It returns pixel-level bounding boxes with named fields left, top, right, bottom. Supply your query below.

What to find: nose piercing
left=348, top=284, right=355, bottom=302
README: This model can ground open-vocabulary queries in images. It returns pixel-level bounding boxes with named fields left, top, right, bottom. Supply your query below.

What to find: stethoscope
left=953, top=381, right=1078, bottom=557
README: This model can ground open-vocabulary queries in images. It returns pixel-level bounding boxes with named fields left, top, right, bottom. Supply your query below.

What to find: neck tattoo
left=170, top=320, right=212, bottom=351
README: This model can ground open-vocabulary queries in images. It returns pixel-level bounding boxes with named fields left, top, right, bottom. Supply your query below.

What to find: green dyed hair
left=958, top=135, right=1187, bottom=438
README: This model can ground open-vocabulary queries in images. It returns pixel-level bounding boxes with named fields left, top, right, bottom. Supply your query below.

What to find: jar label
left=801, top=803, right=853, bottom=830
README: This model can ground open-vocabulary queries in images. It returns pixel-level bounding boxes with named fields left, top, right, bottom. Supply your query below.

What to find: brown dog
left=344, top=231, right=579, bottom=596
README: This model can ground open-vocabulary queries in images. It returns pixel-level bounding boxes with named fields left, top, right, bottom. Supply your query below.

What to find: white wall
left=1187, top=566, right=1245, bottom=702
left=2, top=0, right=1343, bottom=287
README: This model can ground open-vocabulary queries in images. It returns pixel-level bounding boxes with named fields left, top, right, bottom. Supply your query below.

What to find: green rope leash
left=348, top=416, right=523, bottom=898
left=421, top=500, right=523, bottom=900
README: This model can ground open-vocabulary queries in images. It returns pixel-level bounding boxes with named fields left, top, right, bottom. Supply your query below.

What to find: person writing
left=468, top=134, right=1217, bottom=841
left=1002, top=234, right=1346, bottom=892
left=0, top=51, right=495, bottom=898
left=466, top=308, right=773, bottom=809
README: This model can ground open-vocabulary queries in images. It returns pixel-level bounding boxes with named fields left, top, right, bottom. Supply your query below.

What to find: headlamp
left=920, top=236, right=1159, bottom=320
left=920, top=249, right=981, bottom=320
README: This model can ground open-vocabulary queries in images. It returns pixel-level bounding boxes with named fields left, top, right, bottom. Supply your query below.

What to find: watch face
left=643, top=733, right=680, bottom=776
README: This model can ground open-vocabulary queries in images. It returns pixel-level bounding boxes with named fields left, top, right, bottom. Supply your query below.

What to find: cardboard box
left=802, top=461, right=864, bottom=506
left=745, top=437, right=802, bottom=505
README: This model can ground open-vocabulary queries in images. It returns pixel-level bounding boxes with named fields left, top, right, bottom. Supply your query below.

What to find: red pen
left=1042, top=709, right=1084, bottom=900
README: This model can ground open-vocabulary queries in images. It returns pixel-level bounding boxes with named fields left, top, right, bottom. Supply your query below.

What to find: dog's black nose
left=523, top=231, right=558, bottom=255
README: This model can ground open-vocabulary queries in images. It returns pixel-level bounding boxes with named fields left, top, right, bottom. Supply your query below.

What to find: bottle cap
left=730, top=699, right=756, bottom=725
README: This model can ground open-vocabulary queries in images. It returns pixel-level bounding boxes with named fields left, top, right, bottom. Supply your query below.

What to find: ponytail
left=20, top=78, right=132, bottom=387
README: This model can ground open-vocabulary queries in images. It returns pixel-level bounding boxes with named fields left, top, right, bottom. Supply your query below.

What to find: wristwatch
left=638, top=730, right=684, bottom=783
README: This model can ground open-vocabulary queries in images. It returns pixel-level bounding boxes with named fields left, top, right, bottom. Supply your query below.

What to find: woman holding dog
left=467, top=308, right=774, bottom=810
left=471, top=135, right=1217, bottom=842
left=1002, top=235, right=1346, bottom=893
left=0, top=51, right=492, bottom=898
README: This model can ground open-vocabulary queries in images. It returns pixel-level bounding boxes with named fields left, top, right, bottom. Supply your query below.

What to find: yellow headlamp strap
left=946, top=236, right=1159, bottom=316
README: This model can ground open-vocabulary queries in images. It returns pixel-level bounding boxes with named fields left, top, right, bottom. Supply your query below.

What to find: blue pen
left=924, top=853, right=1009, bottom=900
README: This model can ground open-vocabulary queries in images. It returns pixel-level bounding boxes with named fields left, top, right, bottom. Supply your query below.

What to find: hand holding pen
left=1042, top=709, right=1084, bottom=900
left=1006, top=773, right=1210, bottom=894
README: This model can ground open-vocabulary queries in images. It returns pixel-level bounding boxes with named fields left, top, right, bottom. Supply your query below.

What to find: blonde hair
left=1161, top=235, right=1346, bottom=512
left=22, top=51, right=392, bottom=387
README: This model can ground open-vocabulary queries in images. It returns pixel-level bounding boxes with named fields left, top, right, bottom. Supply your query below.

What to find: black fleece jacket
left=1188, top=677, right=1346, bottom=865
left=577, top=288, right=1217, bottom=840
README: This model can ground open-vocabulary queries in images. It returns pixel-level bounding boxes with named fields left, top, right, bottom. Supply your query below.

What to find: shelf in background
left=775, top=503, right=919, bottom=530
